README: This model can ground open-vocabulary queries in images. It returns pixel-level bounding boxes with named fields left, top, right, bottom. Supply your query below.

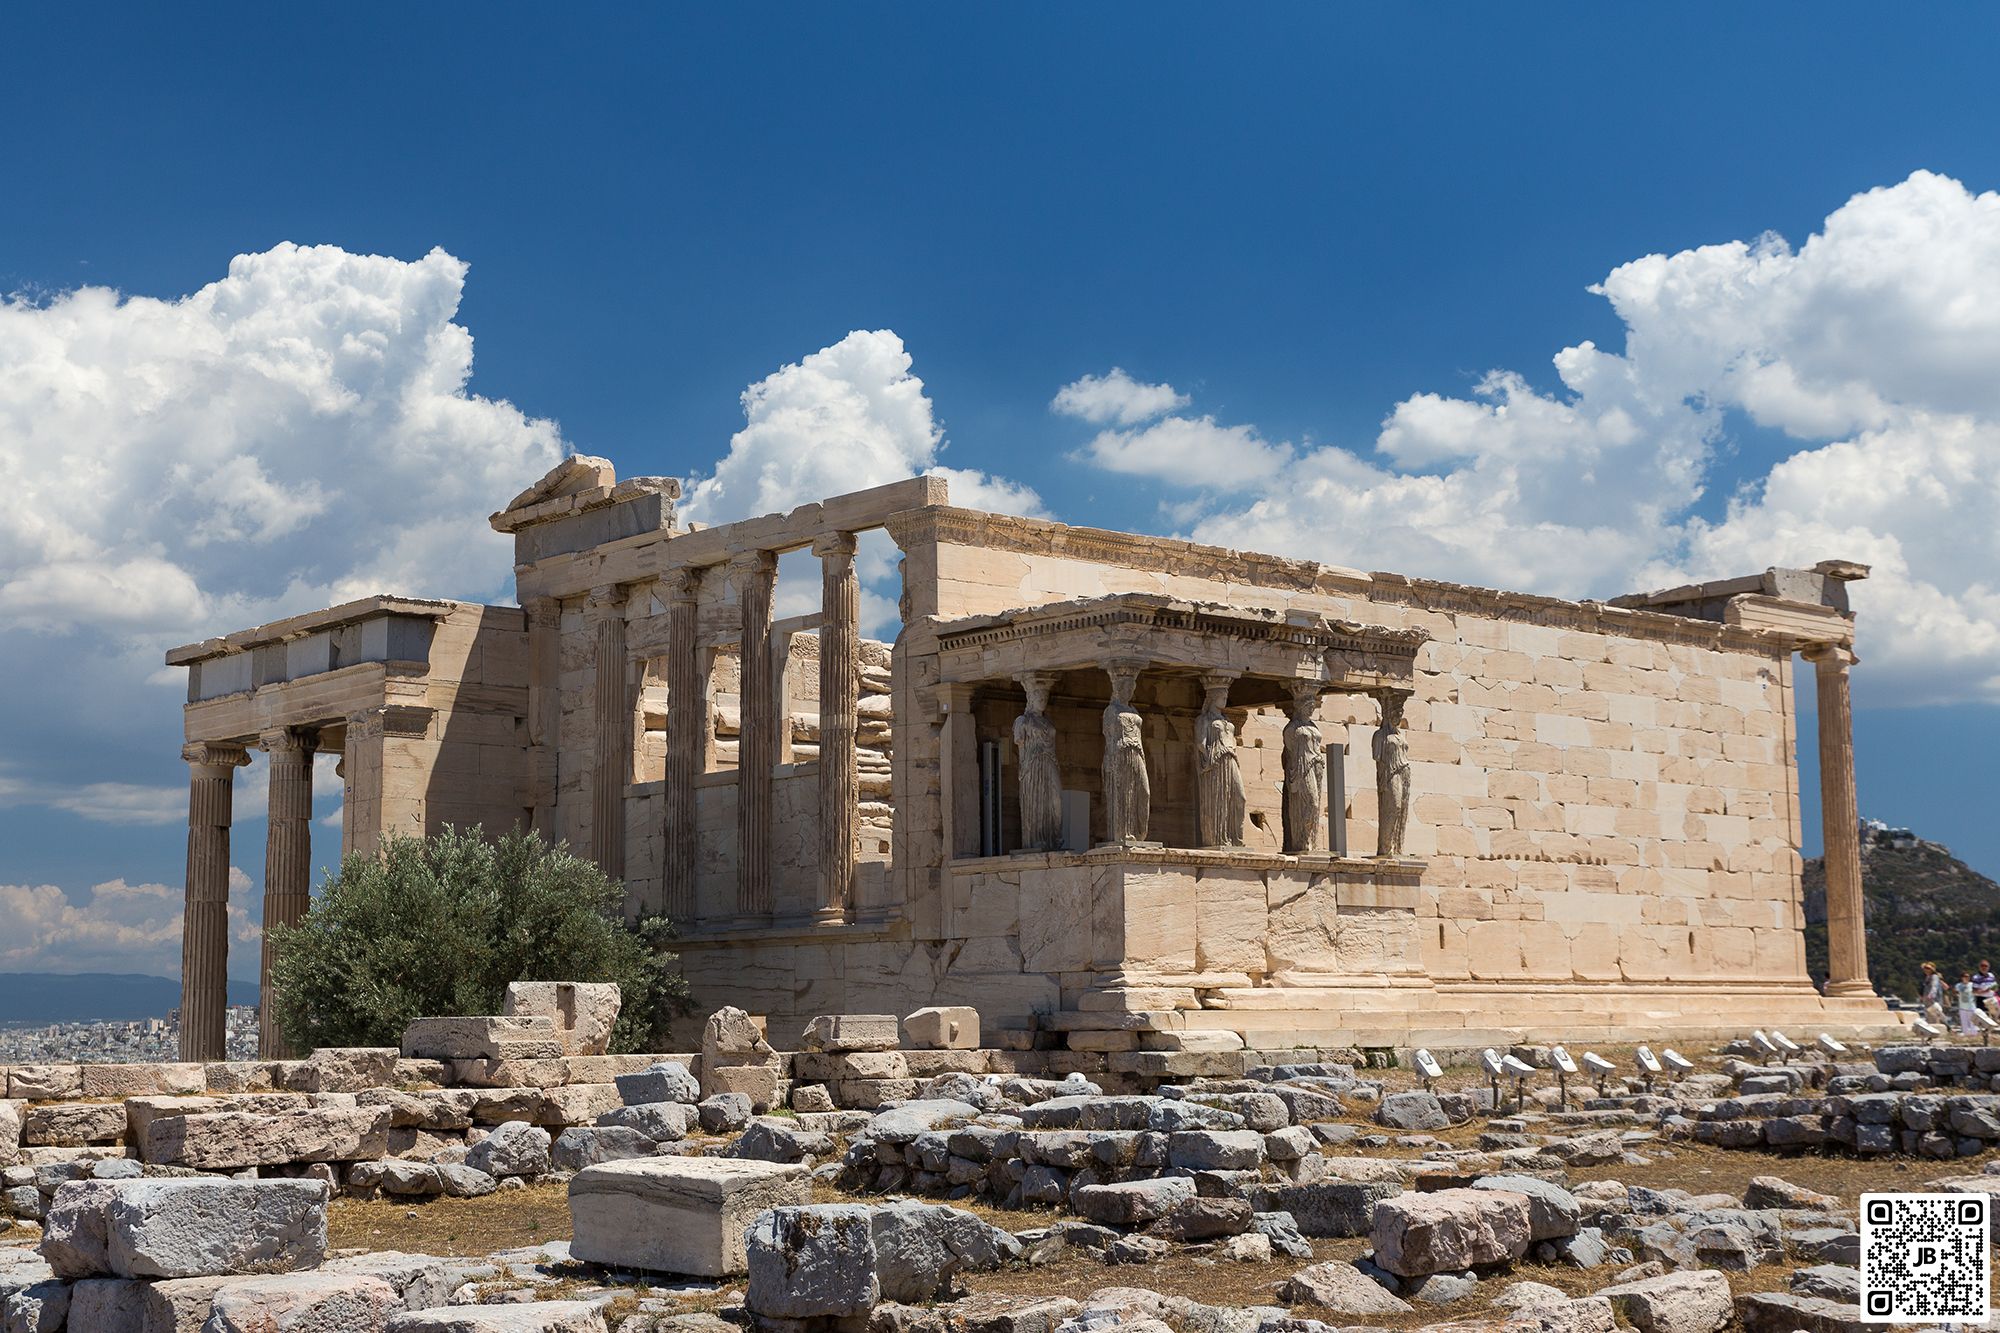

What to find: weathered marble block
left=400, top=1016, right=563, bottom=1062
left=299, top=1047, right=400, bottom=1093
left=79, top=1063, right=205, bottom=1099
left=502, top=982, right=622, bottom=1057
left=42, top=1178, right=329, bottom=1279
left=799, top=1013, right=900, bottom=1053
left=140, top=1105, right=390, bottom=1169
left=568, top=1156, right=809, bottom=1276
left=903, top=1006, right=980, bottom=1050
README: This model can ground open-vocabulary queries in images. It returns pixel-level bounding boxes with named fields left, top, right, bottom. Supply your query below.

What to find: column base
left=1824, top=979, right=1881, bottom=999
left=813, top=906, right=851, bottom=926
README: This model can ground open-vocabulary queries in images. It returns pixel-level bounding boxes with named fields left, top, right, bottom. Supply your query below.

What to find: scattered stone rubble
left=5, top=1000, right=1983, bottom=1331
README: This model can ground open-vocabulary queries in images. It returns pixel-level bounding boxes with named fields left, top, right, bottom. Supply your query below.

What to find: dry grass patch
left=328, top=1181, right=574, bottom=1256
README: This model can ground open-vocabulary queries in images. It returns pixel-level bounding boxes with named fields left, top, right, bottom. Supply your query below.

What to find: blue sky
left=3, top=5, right=1999, bottom=978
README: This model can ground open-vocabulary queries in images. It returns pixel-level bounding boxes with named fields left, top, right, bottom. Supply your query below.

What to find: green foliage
left=267, top=827, right=690, bottom=1053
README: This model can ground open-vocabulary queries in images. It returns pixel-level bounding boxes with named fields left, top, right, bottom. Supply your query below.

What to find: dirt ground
left=329, top=1180, right=576, bottom=1256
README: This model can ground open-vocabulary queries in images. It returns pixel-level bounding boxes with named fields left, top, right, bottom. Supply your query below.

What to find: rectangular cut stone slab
left=205, top=1271, right=401, bottom=1331
left=1371, top=1186, right=1532, bottom=1277
left=401, top=1016, right=562, bottom=1061
left=141, top=1106, right=389, bottom=1168
left=799, top=1014, right=901, bottom=1052
left=903, top=1006, right=980, bottom=1050
left=568, top=1155, right=809, bottom=1276
left=300, top=1047, right=400, bottom=1093
left=80, top=1064, right=205, bottom=1098
left=8, top=1066, right=82, bottom=1101
left=47, top=1178, right=329, bottom=1279
left=385, top=1302, right=610, bottom=1331
left=502, top=982, right=622, bottom=1057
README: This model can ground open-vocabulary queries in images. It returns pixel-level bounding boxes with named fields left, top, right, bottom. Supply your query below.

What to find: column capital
left=1375, top=688, right=1412, bottom=727
left=1105, top=660, right=1146, bottom=705
left=525, top=596, right=561, bottom=630
left=728, top=548, right=777, bottom=584
left=587, top=584, right=627, bottom=613
left=937, top=681, right=979, bottom=714
left=661, top=565, right=702, bottom=603
left=259, top=726, right=316, bottom=754
left=182, top=741, right=250, bottom=769
left=812, top=530, right=858, bottom=560
left=1804, top=642, right=1859, bottom=669
left=1285, top=678, right=1322, bottom=717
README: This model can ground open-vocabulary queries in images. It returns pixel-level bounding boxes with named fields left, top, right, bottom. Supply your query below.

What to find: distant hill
left=0, top=973, right=258, bottom=1026
left=1804, top=832, right=2000, bottom=1005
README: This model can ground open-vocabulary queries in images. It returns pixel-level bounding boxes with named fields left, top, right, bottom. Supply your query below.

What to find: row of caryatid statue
left=1010, top=669, right=1413, bottom=857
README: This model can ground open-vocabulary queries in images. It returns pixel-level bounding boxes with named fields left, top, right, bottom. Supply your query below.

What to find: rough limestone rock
left=0, top=1102, right=23, bottom=1168
left=205, top=1271, right=402, bottom=1332
left=465, top=1122, right=551, bottom=1179
left=747, top=1204, right=880, bottom=1318
left=141, top=1106, right=390, bottom=1169
left=1471, top=1174, right=1582, bottom=1241
left=300, top=1047, right=400, bottom=1094
left=597, top=1101, right=693, bottom=1142
left=323, top=1251, right=457, bottom=1311
left=904, top=1006, right=980, bottom=1050
left=869, top=1201, right=1023, bottom=1301
left=1071, top=1178, right=1196, bottom=1227
left=697, top=1093, right=752, bottom=1134
left=1375, top=1090, right=1450, bottom=1131
left=613, top=1062, right=699, bottom=1107
left=1165, top=1130, right=1265, bottom=1170
left=1596, top=1269, right=1733, bottom=1333
left=551, top=1126, right=655, bottom=1172
left=2, top=1280, right=69, bottom=1332
left=727, top=1117, right=833, bottom=1164
left=385, top=1303, right=610, bottom=1332
left=1145, top=1197, right=1253, bottom=1242
left=1370, top=1187, right=1533, bottom=1277
left=46, top=1178, right=329, bottom=1280
left=702, top=1007, right=770, bottom=1061
left=569, top=1155, right=808, bottom=1276
left=1279, top=1260, right=1415, bottom=1315
left=1734, top=1290, right=1867, bottom=1333
left=800, top=1014, right=901, bottom=1052
left=65, top=1277, right=149, bottom=1328
left=503, top=981, right=622, bottom=1057
left=36, top=1178, right=125, bottom=1278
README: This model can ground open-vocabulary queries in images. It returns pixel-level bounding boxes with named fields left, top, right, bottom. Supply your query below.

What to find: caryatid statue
left=1281, top=681, right=1327, bottom=855
left=1195, top=675, right=1246, bottom=847
left=1013, top=672, right=1063, bottom=852
left=1375, top=690, right=1413, bottom=857
left=1102, top=663, right=1150, bottom=844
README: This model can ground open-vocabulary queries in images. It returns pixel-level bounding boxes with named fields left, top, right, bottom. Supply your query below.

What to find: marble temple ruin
left=166, top=458, right=1888, bottom=1062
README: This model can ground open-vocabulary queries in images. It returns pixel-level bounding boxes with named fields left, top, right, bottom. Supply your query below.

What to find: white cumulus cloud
left=1051, top=367, right=1189, bottom=426
left=0, top=873, right=258, bottom=976
left=1061, top=171, right=2000, bottom=706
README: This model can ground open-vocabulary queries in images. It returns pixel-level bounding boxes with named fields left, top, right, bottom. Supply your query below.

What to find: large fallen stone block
left=140, top=1106, right=389, bottom=1169
left=299, top=1047, right=400, bottom=1094
left=1597, top=1270, right=1732, bottom=1333
left=1471, top=1174, right=1582, bottom=1241
left=204, top=1271, right=401, bottom=1332
left=869, top=1200, right=1023, bottom=1301
left=1370, top=1186, right=1532, bottom=1277
left=2, top=1279, right=68, bottom=1332
left=568, top=1156, right=808, bottom=1276
left=552, top=1125, right=654, bottom=1171
left=67, top=1276, right=148, bottom=1328
left=612, top=1061, right=699, bottom=1107
left=503, top=982, right=622, bottom=1057
left=465, top=1121, right=551, bottom=1178
left=401, top=1016, right=562, bottom=1062
left=904, top=1006, right=979, bottom=1050
left=23, top=1102, right=125, bottom=1147
left=81, top=1063, right=205, bottom=1098
left=1279, top=1260, right=1414, bottom=1315
left=6, top=1068, right=81, bottom=1102
left=140, top=1275, right=239, bottom=1331
left=1375, top=1090, right=1450, bottom=1131
left=800, top=1014, right=901, bottom=1053
left=0, top=1101, right=22, bottom=1167
left=746, top=1204, right=879, bottom=1318
left=42, top=1178, right=329, bottom=1279
left=322, top=1253, right=456, bottom=1312
left=1071, top=1177, right=1196, bottom=1227
left=385, top=1302, right=608, bottom=1331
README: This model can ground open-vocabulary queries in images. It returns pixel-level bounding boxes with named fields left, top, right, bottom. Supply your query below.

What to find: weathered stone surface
left=135, top=1275, right=235, bottom=1333
left=1371, top=1187, right=1532, bottom=1277
left=1376, top=1090, right=1450, bottom=1131
left=1071, top=1177, right=1196, bottom=1227
left=44, top=1178, right=329, bottom=1280
left=801, top=1014, right=901, bottom=1052
left=1279, top=1260, right=1414, bottom=1315
left=385, top=1303, right=609, bottom=1332
left=299, top=1047, right=400, bottom=1094
left=697, top=1093, right=752, bottom=1134
left=705, top=1064, right=781, bottom=1112
left=502, top=981, right=622, bottom=1057
left=66, top=1275, right=148, bottom=1327
left=746, top=1204, right=879, bottom=1318
left=1251, top=1180, right=1404, bottom=1237
left=727, top=1117, right=833, bottom=1164
left=465, top=1121, right=551, bottom=1179
left=904, top=1006, right=980, bottom=1050
left=552, top=1125, right=655, bottom=1171
left=1734, top=1290, right=1867, bottom=1333
left=401, top=1016, right=561, bottom=1062
left=1471, top=1174, right=1581, bottom=1241
left=1145, top=1196, right=1253, bottom=1241
left=1596, top=1269, right=1732, bottom=1333
left=322, top=1251, right=456, bottom=1311
left=0, top=1101, right=20, bottom=1168
left=141, top=1106, right=389, bottom=1169
left=1166, top=1129, right=1265, bottom=1170
left=2, top=1279, right=69, bottom=1332
left=870, top=1200, right=1021, bottom=1301
left=569, top=1155, right=808, bottom=1276
left=81, top=1063, right=205, bottom=1098
left=204, top=1271, right=401, bottom=1332
left=7, top=1068, right=81, bottom=1102
left=597, top=1100, right=694, bottom=1143
left=613, top=1062, right=699, bottom=1107
left=23, top=1102, right=125, bottom=1146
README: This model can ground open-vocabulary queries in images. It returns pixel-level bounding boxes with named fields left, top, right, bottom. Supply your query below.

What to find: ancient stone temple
left=169, top=457, right=1888, bottom=1058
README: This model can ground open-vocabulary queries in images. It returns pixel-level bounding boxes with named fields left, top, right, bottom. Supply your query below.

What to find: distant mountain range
left=1804, top=831, right=2000, bottom=1005
left=0, top=973, right=259, bottom=1026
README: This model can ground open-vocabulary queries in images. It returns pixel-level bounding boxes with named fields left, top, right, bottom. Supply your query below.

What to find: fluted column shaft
left=180, top=742, right=248, bottom=1061
left=1810, top=645, right=1873, bottom=996
left=590, top=586, right=630, bottom=882
left=259, top=728, right=315, bottom=1058
left=662, top=568, right=704, bottom=924
left=525, top=596, right=562, bottom=840
left=732, top=550, right=778, bottom=918
left=816, top=533, right=859, bottom=920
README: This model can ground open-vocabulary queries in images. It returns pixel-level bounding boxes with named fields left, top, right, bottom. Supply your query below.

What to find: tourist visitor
left=1976, top=960, right=1998, bottom=1016
left=1920, top=962, right=1946, bottom=1022
left=1958, top=971, right=1980, bottom=1036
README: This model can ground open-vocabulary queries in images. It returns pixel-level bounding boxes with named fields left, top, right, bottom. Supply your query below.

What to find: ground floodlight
left=1636, top=1045, right=1664, bottom=1074
left=1751, top=1029, right=1778, bottom=1054
left=1501, top=1054, right=1536, bottom=1077
left=1816, top=1033, right=1848, bottom=1056
left=1414, top=1048, right=1444, bottom=1079
left=1770, top=1031, right=1801, bottom=1054
left=1582, top=1051, right=1616, bottom=1075
left=1662, top=1048, right=1695, bottom=1074
left=1550, top=1046, right=1579, bottom=1075
left=1913, top=1018, right=1945, bottom=1040
left=1480, top=1048, right=1505, bottom=1077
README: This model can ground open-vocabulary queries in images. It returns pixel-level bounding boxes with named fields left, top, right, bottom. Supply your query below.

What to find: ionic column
left=1808, top=644, right=1874, bottom=997
left=179, top=741, right=248, bottom=1062
left=662, top=567, right=704, bottom=924
left=732, top=550, right=778, bottom=918
left=525, top=596, right=562, bottom=839
left=815, top=533, right=859, bottom=921
left=258, top=728, right=315, bottom=1058
left=589, top=586, right=630, bottom=881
